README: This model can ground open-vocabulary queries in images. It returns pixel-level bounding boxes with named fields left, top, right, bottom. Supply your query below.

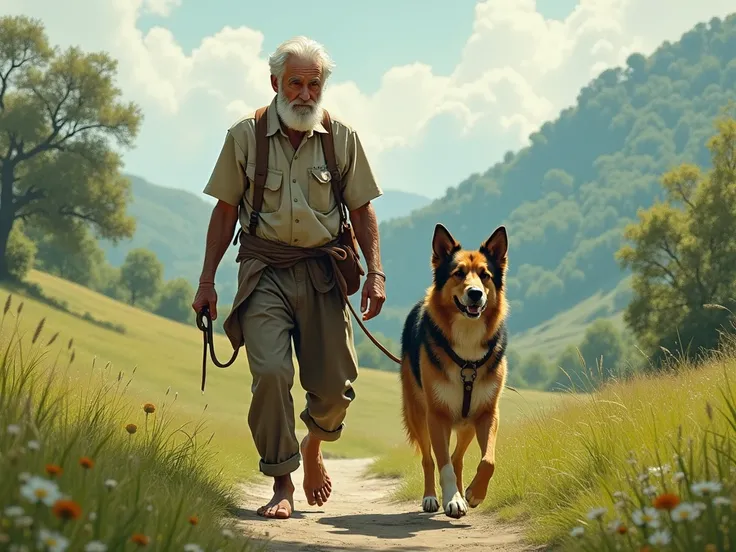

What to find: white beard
left=275, top=88, right=324, bottom=132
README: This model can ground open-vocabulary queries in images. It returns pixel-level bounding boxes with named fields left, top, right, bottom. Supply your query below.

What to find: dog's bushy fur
left=399, top=223, right=509, bottom=518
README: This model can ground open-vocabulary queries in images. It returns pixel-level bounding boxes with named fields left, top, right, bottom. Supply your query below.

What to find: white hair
left=268, top=36, right=336, bottom=84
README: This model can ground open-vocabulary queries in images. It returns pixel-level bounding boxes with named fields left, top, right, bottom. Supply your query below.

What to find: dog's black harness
left=426, top=321, right=506, bottom=418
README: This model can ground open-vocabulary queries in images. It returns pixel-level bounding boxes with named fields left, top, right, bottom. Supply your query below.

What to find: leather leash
left=196, top=305, right=239, bottom=393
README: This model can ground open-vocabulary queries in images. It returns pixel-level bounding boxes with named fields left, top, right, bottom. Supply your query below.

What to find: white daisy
left=648, top=529, right=671, bottom=546
left=19, top=476, right=62, bottom=506
left=691, top=480, right=722, bottom=497
left=632, top=507, right=660, bottom=528
left=586, top=506, right=607, bottom=520
left=84, top=541, right=108, bottom=552
left=671, top=502, right=701, bottom=522
left=3, top=505, right=24, bottom=517
left=570, top=526, right=584, bottom=537
left=38, top=528, right=69, bottom=552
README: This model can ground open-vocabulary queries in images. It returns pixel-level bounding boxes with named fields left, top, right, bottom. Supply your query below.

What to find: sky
left=2, top=0, right=735, bottom=201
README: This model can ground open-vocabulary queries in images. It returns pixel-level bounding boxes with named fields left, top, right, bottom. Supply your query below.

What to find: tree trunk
left=0, top=163, right=16, bottom=281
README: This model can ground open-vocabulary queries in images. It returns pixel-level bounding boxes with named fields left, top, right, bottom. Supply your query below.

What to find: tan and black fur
left=399, top=223, right=509, bottom=519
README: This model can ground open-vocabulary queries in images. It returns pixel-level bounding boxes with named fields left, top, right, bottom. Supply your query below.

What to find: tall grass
left=370, top=331, right=736, bottom=550
left=0, top=294, right=266, bottom=551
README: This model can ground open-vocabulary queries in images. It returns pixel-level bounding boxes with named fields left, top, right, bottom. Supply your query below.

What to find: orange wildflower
left=188, top=515, right=199, bottom=526
left=52, top=499, right=82, bottom=521
left=131, top=533, right=149, bottom=546
left=653, top=493, right=680, bottom=511
left=143, top=403, right=156, bottom=414
left=79, top=457, right=94, bottom=469
left=125, top=424, right=137, bottom=435
left=45, top=464, right=63, bottom=477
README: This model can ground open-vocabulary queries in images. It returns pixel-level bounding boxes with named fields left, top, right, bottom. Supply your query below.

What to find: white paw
left=444, top=493, right=468, bottom=518
left=465, top=487, right=483, bottom=508
left=422, top=496, right=439, bottom=513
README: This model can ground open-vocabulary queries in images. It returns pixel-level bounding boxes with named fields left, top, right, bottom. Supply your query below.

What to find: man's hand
left=192, top=283, right=218, bottom=320
left=360, top=273, right=386, bottom=321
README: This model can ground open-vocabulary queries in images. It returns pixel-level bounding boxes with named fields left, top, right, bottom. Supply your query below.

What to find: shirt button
left=292, top=178, right=296, bottom=183
left=294, top=154, right=299, bottom=159
left=295, top=219, right=300, bottom=223
left=294, top=198, right=298, bottom=202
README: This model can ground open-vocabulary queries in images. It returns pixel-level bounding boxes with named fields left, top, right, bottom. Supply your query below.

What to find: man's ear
left=270, top=74, right=279, bottom=93
left=432, top=224, right=460, bottom=265
left=481, top=226, right=508, bottom=265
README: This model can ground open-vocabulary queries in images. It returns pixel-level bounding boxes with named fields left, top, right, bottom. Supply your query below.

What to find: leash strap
left=196, top=306, right=239, bottom=393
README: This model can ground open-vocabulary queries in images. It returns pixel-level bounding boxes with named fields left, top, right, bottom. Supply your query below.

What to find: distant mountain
left=371, top=189, right=432, bottom=222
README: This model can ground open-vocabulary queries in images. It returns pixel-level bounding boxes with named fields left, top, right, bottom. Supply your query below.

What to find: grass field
left=370, top=343, right=736, bottom=550
left=3, top=269, right=559, bottom=486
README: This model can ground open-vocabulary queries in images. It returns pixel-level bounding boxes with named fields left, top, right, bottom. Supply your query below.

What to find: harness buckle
left=460, top=365, right=477, bottom=383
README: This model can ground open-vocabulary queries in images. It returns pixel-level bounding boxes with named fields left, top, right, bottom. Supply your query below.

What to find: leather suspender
left=248, top=106, right=269, bottom=235
left=318, top=110, right=348, bottom=227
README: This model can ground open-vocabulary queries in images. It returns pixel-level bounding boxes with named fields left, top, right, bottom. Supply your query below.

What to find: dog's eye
left=454, top=270, right=465, bottom=279
left=480, top=272, right=491, bottom=280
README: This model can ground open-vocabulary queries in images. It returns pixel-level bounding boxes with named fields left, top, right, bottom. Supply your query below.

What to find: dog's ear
left=432, top=223, right=459, bottom=264
left=481, top=226, right=508, bottom=266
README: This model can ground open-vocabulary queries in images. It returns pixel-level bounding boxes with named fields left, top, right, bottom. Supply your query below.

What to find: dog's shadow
left=317, top=510, right=472, bottom=539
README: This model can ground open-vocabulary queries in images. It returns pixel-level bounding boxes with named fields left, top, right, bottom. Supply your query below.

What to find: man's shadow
left=317, top=510, right=472, bottom=540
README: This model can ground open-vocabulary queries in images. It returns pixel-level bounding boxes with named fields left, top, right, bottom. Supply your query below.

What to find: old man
left=191, top=36, right=386, bottom=520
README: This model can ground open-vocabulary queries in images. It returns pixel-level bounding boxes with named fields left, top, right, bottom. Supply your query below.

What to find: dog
left=399, top=223, right=509, bottom=519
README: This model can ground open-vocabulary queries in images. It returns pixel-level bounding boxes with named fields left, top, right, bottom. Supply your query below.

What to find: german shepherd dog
left=399, top=223, right=509, bottom=519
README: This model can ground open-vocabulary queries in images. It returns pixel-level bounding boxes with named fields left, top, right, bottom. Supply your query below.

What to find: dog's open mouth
left=454, top=296, right=483, bottom=318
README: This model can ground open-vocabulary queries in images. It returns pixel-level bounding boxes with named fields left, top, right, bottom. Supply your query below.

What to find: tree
left=154, top=277, right=195, bottom=324
left=0, top=15, right=141, bottom=280
left=28, top=224, right=106, bottom=286
left=578, top=319, right=625, bottom=382
left=616, top=111, right=736, bottom=364
left=120, top=248, right=162, bottom=307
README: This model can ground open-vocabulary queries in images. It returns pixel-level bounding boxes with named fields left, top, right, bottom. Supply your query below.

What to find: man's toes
left=275, top=506, right=290, bottom=519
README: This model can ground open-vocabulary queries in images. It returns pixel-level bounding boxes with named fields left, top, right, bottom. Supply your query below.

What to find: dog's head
left=429, top=223, right=508, bottom=321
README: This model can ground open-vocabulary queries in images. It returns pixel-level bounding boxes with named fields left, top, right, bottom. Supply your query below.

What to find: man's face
left=271, top=56, right=325, bottom=132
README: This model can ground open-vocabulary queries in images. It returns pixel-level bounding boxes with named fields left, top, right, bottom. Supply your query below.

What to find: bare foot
left=256, top=475, right=295, bottom=519
left=300, top=433, right=332, bottom=506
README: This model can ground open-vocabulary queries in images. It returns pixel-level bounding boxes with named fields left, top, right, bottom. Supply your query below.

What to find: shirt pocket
left=307, top=167, right=336, bottom=214
left=244, top=162, right=284, bottom=214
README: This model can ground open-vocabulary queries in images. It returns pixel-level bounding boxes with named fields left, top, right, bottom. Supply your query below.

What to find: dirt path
left=232, top=458, right=542, bottom=552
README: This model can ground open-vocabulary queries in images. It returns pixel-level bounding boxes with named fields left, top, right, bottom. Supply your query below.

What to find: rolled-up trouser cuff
left=259, top=450, right=301, bottom=478
left=300, top=409, right=344, bottom=442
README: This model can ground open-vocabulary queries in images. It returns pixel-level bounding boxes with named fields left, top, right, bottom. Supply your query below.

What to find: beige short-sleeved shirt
left=203, top=95, right=383, bottom=248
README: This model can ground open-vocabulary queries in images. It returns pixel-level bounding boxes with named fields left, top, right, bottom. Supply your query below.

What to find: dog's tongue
left=467, top=305, right=480, bottom=314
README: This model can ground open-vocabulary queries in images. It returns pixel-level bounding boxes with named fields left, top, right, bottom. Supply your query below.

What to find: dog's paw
left=443, top=493, right=468, bottom=518
left=422, top=496, right=439, bottom=513
left=464, top=486, right=483, bottom=508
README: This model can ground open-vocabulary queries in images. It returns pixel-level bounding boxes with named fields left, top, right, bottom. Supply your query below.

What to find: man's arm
left=199, top=200, right=239, bottom=285
left=349, top=201, right=382, bottom=275
left=350, top=201, right=385, bottom=320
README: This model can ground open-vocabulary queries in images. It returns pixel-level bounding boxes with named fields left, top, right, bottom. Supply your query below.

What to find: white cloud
left=0, top=0, right=734, bottom=199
